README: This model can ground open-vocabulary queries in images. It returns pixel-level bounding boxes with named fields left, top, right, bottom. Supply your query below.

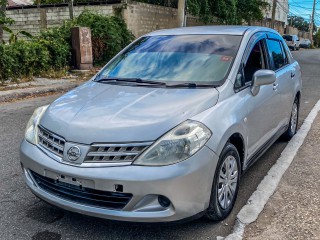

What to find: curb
left=0, top=83, right=80, bottom=103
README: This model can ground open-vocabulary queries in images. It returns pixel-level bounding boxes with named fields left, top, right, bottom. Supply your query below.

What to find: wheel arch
left=227, top=133, right=246, bottom=171
left=296, top=91, right=301, bottom=103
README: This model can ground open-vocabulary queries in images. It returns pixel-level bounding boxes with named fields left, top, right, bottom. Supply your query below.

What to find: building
left=264, top=0, right=289, bottom=25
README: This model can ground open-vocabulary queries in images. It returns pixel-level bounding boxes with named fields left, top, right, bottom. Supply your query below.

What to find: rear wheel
left=205, top=143, right=241, bottom=221
left=282, top=97, right=299, bottom=141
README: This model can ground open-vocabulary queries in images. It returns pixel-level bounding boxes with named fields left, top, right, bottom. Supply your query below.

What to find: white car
left=283, top=34, right=300, bottom=51
left=299, top=38, right=311, bottom=48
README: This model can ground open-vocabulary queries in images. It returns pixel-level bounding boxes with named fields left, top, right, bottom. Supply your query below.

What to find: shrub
left=76, top=11, right=135, bottom=65
left=37, top=25, right=72, bottom=69
left=0, top=40, right=50, bottom=83
left=0, top=11, right=134, bottom=83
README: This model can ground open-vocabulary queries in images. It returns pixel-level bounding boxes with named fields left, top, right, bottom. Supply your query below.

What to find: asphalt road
left=0, top=49, right=319, bottom=240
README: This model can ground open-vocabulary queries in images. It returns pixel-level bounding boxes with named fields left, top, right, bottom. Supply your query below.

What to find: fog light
left=158, top=195, right=171, bottom=208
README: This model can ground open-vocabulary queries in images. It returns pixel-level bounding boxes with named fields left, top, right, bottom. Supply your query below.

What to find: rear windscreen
left=283, top=35, right=293, bottom=41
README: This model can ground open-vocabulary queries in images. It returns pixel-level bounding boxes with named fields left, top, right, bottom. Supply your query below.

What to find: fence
left=3, top=1, right=206, bottom=40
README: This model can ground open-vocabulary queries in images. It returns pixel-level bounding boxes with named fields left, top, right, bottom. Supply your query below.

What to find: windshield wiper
left=166, top=82, right=219, bottom=88
left=95, top=77, right=166, bottom=86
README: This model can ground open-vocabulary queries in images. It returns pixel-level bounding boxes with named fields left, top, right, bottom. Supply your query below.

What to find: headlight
left=133, top=120, right=211, bottom=166
left=25, top=105, right=49, bottom=145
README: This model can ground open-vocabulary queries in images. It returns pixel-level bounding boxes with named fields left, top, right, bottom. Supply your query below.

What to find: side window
left=243, top=40, right=267, bottom=84
left=266, top=39, right=286, bottom=70
left=279, top=41, right=289, bottom=65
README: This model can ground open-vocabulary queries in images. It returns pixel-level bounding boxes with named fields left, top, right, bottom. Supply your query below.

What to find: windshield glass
left=96, top=35, right=242, bottom=85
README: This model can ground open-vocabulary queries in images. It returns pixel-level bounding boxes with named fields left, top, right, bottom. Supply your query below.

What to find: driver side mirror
left=251, top=69, right=276, bottom=96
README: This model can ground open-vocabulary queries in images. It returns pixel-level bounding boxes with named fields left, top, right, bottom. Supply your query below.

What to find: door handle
left=291, top=72, right=295, bottom=78
left=273, top=83, right=279, bottom=91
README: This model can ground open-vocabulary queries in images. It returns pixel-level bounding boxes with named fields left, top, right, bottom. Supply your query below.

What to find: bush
left=37, top=25, right=72, bottom=69
left=0, top=11, right=134, bottom=83
left=0, top=40, right=50, bottom=83
left=76, top=11, right=135, bottom=65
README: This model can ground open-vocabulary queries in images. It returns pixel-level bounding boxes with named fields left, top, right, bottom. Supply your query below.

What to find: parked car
left=299, top=38, right=311, bottom=48
left=282, top=34, right=300, bottom=50
left=20, top=26, right=302, bottom=222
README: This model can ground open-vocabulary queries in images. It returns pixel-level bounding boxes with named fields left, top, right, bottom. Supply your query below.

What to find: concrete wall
left=5, top=5, right=115, bottom=40
left=123, top=2, right=178, bottom=37
left=4, top=2, right=206, bottom=41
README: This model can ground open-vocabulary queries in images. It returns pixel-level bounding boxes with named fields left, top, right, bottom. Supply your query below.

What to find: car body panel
left=20, top=139, right=218, bottom=222
left=41, top=81, right=219, bottom=143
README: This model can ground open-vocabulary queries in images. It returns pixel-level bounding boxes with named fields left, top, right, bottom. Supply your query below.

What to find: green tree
left=187, top=0, right=268, bottom=25
left=236, top=0, right=268, bottom=25
left=314, top=28, right=320, bottom=47
left=0, top=0, right=7, bottom=42
left=287, top=15, right=316, bottom=33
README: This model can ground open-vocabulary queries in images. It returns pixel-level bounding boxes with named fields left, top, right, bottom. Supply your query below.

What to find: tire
left=282, top=97, right=299, bottom=141
left=205, top=143, right=241, bottom=221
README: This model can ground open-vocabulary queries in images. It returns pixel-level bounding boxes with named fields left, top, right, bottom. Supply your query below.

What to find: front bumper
left=20, top=140, right=218, bottom=222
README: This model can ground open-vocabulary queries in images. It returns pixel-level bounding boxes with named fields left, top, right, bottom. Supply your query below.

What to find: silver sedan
left=20, top=26, right=301, bottom=222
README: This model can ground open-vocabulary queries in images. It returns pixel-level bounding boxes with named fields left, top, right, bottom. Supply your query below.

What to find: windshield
left=96, top=35, right=242, bottom=86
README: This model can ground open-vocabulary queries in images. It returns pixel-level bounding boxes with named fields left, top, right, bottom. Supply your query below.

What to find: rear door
left=265, top=35, right=294, bottom=128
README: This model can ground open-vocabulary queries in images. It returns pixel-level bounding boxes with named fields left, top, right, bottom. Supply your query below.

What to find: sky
left=288, top=0, right=320, bottom=26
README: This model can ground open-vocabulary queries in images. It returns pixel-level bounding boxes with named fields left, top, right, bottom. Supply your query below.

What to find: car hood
left=40, top=81, right=219, bottom=144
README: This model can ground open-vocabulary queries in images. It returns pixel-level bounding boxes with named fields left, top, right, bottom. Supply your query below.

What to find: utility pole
left=271, top=0, right=277, bottom=29
left=178, top=0, right=186, bottom=27
left=309, top=0, right=316, bottom=45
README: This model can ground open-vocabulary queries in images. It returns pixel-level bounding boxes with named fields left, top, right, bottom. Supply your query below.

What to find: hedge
left=0, top=11, right=134, bottom=83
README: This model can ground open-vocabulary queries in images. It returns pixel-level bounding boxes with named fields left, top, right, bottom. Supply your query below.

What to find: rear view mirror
left=251, top=70, right=276, bottom=96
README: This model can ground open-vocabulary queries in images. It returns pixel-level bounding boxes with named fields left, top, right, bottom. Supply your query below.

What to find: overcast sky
left=288, top=0, right=320, bottom=26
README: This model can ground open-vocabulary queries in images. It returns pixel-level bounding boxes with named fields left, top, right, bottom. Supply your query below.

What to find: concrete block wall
left=4, top=5, right=115, bottom=40
left=123, top=2, right=178, bottom=37
left=4, top=2, right=205, bottom=41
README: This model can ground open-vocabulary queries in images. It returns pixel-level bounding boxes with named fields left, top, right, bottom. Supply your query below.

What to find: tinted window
left=97, top=35, right=242, bottom=85
left=243, top=40, right=266, bottom=83
left=282, top=35, right=292, bottom=41
left=266, top=39, right=286, bottom=70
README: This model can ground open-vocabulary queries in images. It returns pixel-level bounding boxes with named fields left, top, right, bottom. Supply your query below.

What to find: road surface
left=0, top=49, right=319, bottom=240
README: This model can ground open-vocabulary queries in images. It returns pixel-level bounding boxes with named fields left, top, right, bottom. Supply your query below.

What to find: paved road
left=0, top=49, right=319, bottom=240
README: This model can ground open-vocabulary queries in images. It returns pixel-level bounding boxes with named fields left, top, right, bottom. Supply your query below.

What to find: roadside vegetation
left=0, top=11, right=134, bottom=84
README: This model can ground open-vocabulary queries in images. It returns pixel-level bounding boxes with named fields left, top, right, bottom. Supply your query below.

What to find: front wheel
left=205, top=143, right=241, bottom=221
left=282, top=97, right=299, bottom=141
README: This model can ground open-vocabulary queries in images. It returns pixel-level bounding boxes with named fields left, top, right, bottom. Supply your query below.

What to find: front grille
left=30, top=170, right=133, bottom=210
left=38, top=126, right=65, bottom=158
left=84, top=142, right=152, bottom=163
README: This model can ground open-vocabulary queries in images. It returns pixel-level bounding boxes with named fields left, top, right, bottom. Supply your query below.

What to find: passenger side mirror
left=251, top=70, right=276, bottom=96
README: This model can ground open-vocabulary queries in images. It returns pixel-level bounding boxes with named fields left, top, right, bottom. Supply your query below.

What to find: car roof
left=145, top=26, right=278, bottom=37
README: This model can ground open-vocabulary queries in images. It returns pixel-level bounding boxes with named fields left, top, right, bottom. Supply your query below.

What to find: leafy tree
left=236, top=0, right=268, bottom=25
left=287, top=15, right=316, bottom=33
left=314, top=28, right=320, bottom=47
left=187, top=0, right=268, bottom=25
